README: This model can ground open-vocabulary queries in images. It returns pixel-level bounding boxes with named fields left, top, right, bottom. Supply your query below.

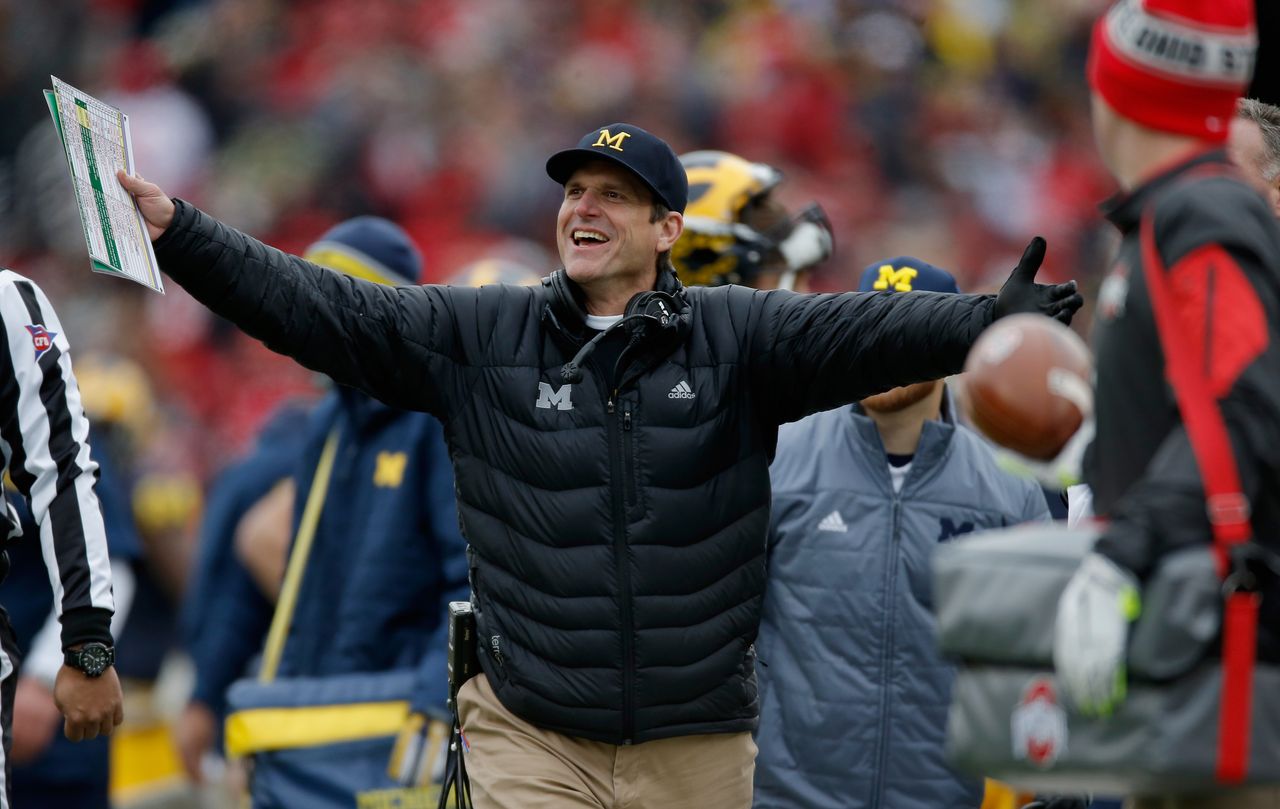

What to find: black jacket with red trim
left=151, top=199, right=999, bottom=744
left=1087, top=150, right=1280, bottom=658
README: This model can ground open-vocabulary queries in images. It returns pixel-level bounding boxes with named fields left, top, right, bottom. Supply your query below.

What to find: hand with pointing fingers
left=116, top=170, right=175, bottom=241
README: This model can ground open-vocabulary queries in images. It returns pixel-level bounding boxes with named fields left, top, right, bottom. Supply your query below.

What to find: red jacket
left=1087, top=150, right=1280, bottom=658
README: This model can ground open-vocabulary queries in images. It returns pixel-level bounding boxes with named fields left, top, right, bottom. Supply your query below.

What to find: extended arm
left=118, top=173, right=465, bottom=416
left=750, top=238, right=1080, bottom=423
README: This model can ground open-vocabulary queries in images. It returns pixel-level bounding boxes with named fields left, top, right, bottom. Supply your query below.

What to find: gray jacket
left=754, top=399, right=1049, bottom=809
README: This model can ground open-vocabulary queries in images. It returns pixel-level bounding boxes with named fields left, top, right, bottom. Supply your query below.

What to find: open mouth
left=572, top=229, right=610, bottom=247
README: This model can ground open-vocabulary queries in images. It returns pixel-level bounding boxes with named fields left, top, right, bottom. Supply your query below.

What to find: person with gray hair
left=1229, top=98, right=1280, bottom=216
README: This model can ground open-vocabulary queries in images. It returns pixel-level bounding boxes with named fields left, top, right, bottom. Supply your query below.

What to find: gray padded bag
left=933, top=523, right=1280, bottom=794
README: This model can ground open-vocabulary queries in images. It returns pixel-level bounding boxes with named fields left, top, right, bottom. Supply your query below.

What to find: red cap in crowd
left=1088, top=0, right=1257, bottom=142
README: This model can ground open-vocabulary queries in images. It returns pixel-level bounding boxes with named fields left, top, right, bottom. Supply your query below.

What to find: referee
left=0, top=269, right=123, bottom=806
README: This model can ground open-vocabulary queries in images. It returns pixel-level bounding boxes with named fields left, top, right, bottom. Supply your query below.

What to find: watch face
left=78, top=644, right=112, bottom=677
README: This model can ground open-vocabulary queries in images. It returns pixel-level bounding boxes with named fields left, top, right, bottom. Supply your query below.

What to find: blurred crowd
left=0, top=0, right=1117, bottom=470
left=0, top=0, right=1119, bottom=804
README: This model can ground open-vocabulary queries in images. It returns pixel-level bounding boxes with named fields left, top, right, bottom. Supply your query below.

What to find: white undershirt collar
left=585, top=314, right=623, bottom=330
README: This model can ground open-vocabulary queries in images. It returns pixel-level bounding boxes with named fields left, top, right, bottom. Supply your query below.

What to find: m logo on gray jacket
left=536, top=382, right=573, bottom=411
left=938, top=517, right=976, bottom=542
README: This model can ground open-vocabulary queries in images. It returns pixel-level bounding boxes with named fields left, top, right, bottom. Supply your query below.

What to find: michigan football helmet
left=672, top=150, right=833, bottom=289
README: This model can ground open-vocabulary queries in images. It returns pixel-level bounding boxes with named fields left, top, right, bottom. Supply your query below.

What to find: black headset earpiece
left=624, top=290, right=679, bottom=329
left=544, top=269, right=587, bottom=325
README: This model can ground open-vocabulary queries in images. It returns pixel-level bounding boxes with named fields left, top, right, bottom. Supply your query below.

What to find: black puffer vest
left=153, top=201, right=996, bottom=742
left=457, top=268, right=774, bottom=744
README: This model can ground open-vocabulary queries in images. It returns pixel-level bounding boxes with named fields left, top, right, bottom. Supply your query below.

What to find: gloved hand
left=1053, top=552, right=1142, bottom=716
left=1022, top=796, right=1092, bottom=809
left=993, top=237, right=1084, bottom=325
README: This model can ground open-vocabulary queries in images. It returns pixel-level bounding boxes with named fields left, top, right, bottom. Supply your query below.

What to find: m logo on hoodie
left=374, top=451, right=407, bottom=487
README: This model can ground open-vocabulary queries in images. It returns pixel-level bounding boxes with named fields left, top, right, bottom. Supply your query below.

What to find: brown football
left=961, top=314, right=1093, bottom=461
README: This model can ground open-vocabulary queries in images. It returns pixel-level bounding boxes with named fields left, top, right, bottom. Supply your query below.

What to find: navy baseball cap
left=546, top=123, right=689, bottom=213
left=858, top=257, right=960, bottom=294
left=304, top=216, right=422, bottom=286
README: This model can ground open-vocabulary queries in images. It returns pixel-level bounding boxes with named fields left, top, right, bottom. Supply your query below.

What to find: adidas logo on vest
left=668, top=380, right=695, bottom=399
left=817, top=510, right=847, bottom=533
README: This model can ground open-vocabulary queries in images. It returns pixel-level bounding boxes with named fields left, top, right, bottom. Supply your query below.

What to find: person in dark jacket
left=253, top=217, right=469, bottom=687
left=116, top=123, right=1082, bottom=809
left=174, top=398, right=313, bottom=784
left=1053, top=2, right=1280, bottom=807
left=175, top=219, right=469, bottom=795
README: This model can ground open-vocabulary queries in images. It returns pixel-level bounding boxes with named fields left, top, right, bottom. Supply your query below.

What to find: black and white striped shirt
left=0, top=270, right=113, bottom=648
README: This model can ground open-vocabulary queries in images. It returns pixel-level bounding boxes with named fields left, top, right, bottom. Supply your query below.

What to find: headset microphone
left=560, top=317, right=633, bottom=384
left=559, top=291, right=681, bottom=384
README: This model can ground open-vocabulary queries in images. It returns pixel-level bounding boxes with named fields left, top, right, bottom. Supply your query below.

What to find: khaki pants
left=456, top=674, right=756, bottom=809
left=1128, top=788, right=1280, bottom=808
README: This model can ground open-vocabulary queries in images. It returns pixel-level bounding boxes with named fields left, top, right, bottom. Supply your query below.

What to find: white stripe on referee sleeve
left=0, top=272, right=113, bottom=616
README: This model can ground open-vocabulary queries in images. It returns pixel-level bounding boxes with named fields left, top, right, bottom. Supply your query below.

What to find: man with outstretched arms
left=117, top=124, right=1080, bottom=809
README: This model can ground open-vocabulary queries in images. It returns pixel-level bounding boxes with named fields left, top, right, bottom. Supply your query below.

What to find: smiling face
left=557, top=160, right=682, bottom=298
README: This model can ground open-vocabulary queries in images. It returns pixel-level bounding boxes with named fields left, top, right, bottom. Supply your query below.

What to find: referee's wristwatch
left=65, top=642, right=115, bottom=678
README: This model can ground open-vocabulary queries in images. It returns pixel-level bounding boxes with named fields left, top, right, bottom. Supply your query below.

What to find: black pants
left=0, top=608, right=20, bottom=809
left=10, top=780, right=108, bottom=809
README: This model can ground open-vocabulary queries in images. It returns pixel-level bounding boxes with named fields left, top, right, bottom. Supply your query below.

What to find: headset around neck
left=543, top=269, right=689, bottom=383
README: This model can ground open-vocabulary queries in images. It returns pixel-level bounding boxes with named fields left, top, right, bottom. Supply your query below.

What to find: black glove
left=1021, top=796, right=1092, bottom=809
left=993, top=237, right=1084, bottom=325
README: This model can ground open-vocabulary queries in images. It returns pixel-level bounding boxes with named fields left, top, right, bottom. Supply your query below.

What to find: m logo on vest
left=872, top=265, right=918, bottom=292
left=592, top=129, right=632, bottom=152
left=536, top=382, right=573, bottom=411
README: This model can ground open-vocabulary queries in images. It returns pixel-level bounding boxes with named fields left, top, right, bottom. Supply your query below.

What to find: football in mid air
left=961, top=314, right=1092, bottom=461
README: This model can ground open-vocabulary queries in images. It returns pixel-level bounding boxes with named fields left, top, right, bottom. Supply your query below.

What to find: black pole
left=1250, top=0, right=1280, bottom=104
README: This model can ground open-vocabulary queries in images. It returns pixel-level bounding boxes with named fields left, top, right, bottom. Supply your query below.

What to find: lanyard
left=259, top=427, right=341, bottom=683
left=1138, top=209, right=1260, bottom=784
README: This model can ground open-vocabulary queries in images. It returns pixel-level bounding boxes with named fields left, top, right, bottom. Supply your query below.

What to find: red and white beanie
left=1088, top=0, right=1257, bottom=142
